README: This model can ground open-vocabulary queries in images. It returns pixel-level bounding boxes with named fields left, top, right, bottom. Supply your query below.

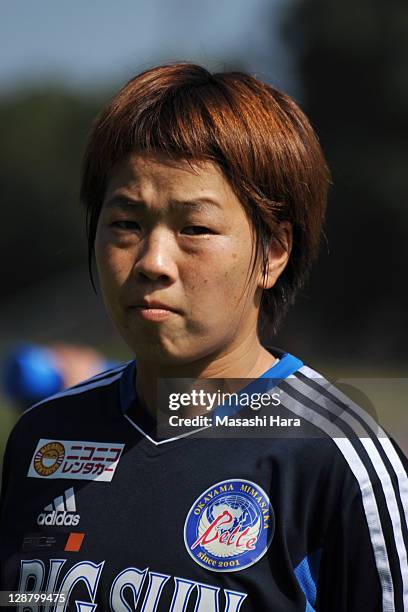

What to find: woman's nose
left=133, top=229, right=178, bottom=283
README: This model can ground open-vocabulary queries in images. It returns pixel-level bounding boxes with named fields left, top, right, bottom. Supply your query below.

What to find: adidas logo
left=37, top=487, right=80, bottom=527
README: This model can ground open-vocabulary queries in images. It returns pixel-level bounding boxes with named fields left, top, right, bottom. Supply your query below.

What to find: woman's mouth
left=133, top=306, right=177, bottom=322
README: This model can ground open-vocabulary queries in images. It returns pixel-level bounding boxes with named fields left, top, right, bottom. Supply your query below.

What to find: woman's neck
left=134, top=335, right=276, bottom=419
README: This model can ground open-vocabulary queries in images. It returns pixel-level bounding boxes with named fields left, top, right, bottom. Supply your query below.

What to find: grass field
left=0, top=402, right=18, bottom=481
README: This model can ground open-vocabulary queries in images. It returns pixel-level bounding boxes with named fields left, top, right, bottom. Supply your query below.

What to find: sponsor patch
left=28, top=439, right=125, bottom=482
left=22, top=532, right=85, bottom=553
left=184, top=479, right=274, bottom=572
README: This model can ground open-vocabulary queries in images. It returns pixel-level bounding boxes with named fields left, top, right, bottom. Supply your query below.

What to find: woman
left=1, top=63, right=407, bottom=611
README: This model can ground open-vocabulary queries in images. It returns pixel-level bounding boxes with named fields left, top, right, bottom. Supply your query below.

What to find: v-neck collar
left=119, top=346, right=303, bottom=446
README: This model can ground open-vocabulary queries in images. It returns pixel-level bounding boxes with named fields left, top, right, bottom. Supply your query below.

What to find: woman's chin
left=130, top=335, right=221, bottom=368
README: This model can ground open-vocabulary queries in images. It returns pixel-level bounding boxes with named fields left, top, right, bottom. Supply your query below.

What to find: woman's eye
left=181, top=226, right=213, bottom=236
left=111, top=220, right=140, bottom=231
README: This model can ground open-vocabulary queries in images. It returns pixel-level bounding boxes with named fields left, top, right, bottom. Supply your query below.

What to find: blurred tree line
left=277, top=0, right=408, bottom=366
left=0, top=88, right=103, bottom=296
left=0, top=0, right=407, bottom=368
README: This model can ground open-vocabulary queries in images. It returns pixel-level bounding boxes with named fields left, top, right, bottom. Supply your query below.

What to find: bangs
left=131, top=84, right=226, bottom=161
left=90, top=71, right=253, bottom=184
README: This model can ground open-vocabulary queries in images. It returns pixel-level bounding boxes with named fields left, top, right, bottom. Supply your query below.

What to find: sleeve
left=0, top=427, right=14, bottom=519
left=316, top=438, right=408, bottom=612
left=0, top=428, right=14, bottom=587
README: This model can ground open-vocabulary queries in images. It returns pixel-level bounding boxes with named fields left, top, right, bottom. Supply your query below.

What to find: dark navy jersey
left=1, top=347, right=407, bottom=611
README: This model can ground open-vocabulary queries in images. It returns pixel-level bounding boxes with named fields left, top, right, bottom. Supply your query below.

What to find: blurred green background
left=1, top=0, right=407, bottom=475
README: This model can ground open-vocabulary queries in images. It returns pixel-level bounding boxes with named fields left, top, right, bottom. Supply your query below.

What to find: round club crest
left=184, top=479, right=274, bottom=572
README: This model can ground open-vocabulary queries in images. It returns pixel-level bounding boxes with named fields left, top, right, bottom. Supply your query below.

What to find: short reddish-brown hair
left=80, top=63, right=330, bottom=339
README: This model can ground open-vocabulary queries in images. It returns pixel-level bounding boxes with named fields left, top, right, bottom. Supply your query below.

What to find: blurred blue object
left=2, top=344, right=118, bottom=408
left=2, top=345, right=63, bottom=405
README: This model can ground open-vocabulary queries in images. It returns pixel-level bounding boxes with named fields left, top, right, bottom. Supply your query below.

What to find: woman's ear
left=258, top=222, right=292, bottom=290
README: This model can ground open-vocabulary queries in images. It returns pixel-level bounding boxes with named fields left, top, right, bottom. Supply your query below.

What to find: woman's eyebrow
left=103, top=195, right=144, bottom=210
left=169, top=197, right=223, bottom=212
left=103, top=194, right=223, bottom=212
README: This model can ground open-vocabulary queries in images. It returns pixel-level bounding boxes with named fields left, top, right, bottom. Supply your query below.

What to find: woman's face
left=95, top=153, right=285, bottom=365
